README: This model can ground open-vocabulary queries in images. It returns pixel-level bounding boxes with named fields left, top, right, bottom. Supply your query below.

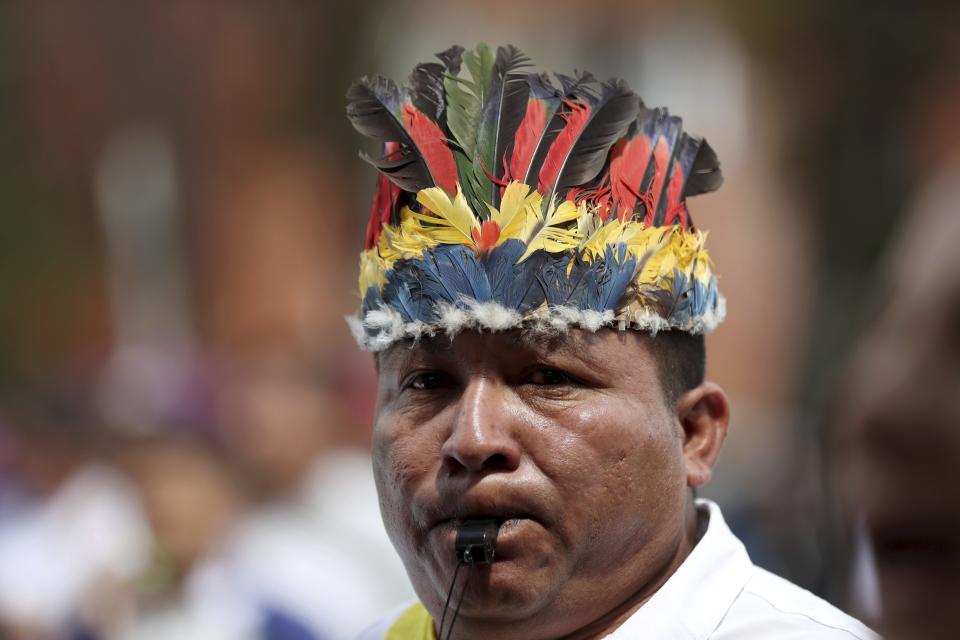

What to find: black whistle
left=455, top=519, right=499, bottom=564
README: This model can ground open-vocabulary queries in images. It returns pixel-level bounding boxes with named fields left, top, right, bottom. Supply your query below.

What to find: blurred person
left=346, top=45, right=875, bottom=639
left=100, top=432, right=328, bottom=640
left=216, top=350, right=415, bottom=639
left=838, top=89, right=960, bottom=640
left=0, top=384, right=150, bottom=639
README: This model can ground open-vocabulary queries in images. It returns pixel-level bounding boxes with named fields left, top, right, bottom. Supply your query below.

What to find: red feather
left=364, top=143, right=400, bottom=249
left=643, top=137, right=671, bottom=226
left=664, top=201, right=688, bottom=228
left=609, top=135, right=652, bottom=222
left=537, top=99, right=592, bottom=193
left=365, top=174, right=396, bottom=249
left=507, top=98, right=547, bottom=182
left=402, top=104, right=459, bottom=195
left=662, top=159, right=688, bottom=227
left=595, top=184, right=613, bottom=221
left=471, top=220, right=501, bottom=254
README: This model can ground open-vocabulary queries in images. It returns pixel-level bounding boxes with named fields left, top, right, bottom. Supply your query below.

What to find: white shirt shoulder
left=608, top=500, right=877, bottom=640
left=713, top=566, right=877, bottom=639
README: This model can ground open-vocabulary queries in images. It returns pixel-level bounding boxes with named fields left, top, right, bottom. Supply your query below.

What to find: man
left=347, top=44, right=875, bottom=639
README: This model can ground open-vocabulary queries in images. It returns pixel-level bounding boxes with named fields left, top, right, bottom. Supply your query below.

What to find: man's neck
left=557, top=502, right=704, bottom=640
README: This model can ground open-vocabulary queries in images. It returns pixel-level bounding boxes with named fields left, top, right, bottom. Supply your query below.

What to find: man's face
left=372, top=329, right=692, bottom=636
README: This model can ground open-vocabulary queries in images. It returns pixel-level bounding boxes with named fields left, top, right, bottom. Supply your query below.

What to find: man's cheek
left=374, top=429, right=427, bottom=513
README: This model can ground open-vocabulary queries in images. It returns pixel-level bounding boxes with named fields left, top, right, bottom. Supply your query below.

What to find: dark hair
left=645, top=331, right=706, bottom=406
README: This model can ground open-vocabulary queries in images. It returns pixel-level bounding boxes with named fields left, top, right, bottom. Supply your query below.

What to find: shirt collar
left=607, top=499, right=753, bottom=639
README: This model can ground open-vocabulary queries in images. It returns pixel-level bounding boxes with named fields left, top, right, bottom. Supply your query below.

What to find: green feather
left=453, top=148, right=485, bottom=218
left=464, top=43, right=495, bottom=98
left=444, top=74, right=478, bottom=158
left=443, top=44, right=494, bottom=208
left=466, top=44, right=495, bottom=200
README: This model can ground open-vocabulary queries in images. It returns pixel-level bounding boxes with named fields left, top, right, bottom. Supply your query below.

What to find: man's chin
left=447, top=561, right=557, bottom=620
left=413, top=551, right=561, bottom=622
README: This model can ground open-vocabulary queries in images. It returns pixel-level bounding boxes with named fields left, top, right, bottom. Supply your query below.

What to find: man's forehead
left=379, top=328, right=634, bottom=363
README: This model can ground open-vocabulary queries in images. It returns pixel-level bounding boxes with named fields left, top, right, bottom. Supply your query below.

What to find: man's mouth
left=435, top=514, right=536, bottom=530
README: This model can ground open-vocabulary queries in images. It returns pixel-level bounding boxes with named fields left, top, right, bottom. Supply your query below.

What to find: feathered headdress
left=346, top=44, right=724, bottom=351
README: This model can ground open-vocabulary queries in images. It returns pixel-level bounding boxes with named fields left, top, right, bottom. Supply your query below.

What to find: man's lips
left=419, top=484, right=551, bottom=532
left=430, top=514, right=540, bottom=561
left=431, top=512, right=539, bottom=530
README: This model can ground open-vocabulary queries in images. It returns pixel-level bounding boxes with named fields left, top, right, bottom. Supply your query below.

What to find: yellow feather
left=635, top=226, right=684, bottom=285
left=575, top=205, right=601, bottom=239
left=358, top=248, right=387, bottom=296
left=517, top=198, right=582, bottom=263
left=414, top=185, right=479, bottom=245
left=580, top=219, right=626, bottom=262
left=490, top=181, right=542, bottom=244
left=398, top=213, right=441, bottom=254
left=377, top=227, right=401, bottom=265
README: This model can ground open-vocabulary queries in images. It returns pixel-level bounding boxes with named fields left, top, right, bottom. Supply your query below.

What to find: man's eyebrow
left=379, top=336, right=454, bottom=363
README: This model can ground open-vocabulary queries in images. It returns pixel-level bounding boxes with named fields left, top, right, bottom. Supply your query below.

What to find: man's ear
left=676, top=382, right=730, bottom=488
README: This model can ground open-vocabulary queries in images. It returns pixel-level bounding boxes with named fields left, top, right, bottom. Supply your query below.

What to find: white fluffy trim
left=348, top=294, right=727, bottom=352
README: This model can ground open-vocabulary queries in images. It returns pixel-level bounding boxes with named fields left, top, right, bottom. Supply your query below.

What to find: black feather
left=545, top=79, right=640, bottom=204
left=408, top=62, right=447, bottom=121
left=346, top=76, right=409, bottom=144
left=683, top=137, right=723, bottom=197
left=359, top=149, right=432, bottom=193
left=476, top=45, right=533, bottom=206
left=435, top=45, right=465, bottom=75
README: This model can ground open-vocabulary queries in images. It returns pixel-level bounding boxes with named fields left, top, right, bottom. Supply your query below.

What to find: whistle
left=455, top=519, right=499, bottom=564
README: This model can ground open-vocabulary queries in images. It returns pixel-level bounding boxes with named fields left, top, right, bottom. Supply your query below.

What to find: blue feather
left=361, top=285, right=383, bottom=317
left=596, top=244, right=637, bottom=311
left=422, top=244, right=493, bottom=304
left=381, top=277, right=425, bottom=322
left=704, top=276, right=719, bottom=314
left=484, top=239, right=547, bottom=313
left=538, top=254, right=602, bottom=311
left=667, top=268, right=695, bottom=325
left=569, top=263, right=601, bottom=311
left=538, top=253, right=574, bottom=307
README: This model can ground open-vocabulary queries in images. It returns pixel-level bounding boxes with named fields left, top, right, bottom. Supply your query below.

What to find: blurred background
left=0, top=1, right=956, bottom=638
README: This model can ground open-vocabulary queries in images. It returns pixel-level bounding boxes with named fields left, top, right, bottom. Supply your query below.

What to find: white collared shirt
left=359, top=499, right=878, bottom=639
left=605, top=500, right=877, bottom=639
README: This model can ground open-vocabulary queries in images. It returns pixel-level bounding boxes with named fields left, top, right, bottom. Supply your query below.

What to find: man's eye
left=527, top=368, right=574, bottom=386
left=406, top=372, right=450, bottom=391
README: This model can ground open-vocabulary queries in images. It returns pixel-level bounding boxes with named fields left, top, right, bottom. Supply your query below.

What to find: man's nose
left=440, top=376, right=521, bottom=476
